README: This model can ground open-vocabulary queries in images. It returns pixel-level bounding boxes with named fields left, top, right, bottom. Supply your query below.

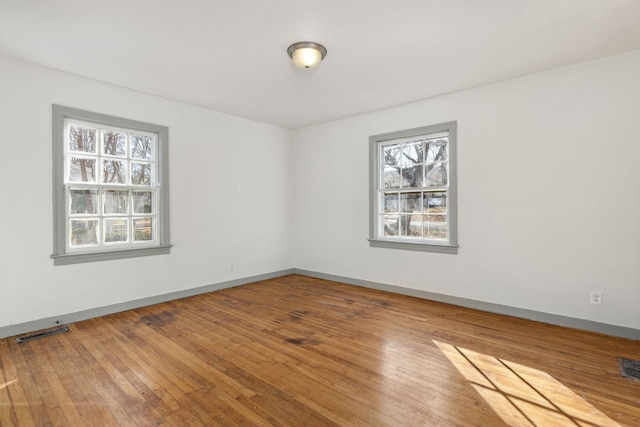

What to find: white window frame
left=51, top=105, right=171, bottom=265
left=369, top=121, right=458, bottom=254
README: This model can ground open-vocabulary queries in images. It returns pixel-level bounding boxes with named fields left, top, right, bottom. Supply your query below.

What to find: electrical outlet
left=229, top=263, right=234, bottom=272
left=590, top=291, right=603, bottom=306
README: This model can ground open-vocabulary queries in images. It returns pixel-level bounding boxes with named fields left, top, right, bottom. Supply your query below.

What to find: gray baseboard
left=4, top=267, right=637, bottom=341
left=0, top=269, right=294, bottom=339
left=293, top=269, right=640, bottom=341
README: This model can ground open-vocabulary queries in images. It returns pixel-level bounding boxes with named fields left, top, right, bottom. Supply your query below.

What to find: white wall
left=292, top=50, right=640, bottom=330
left=3, top=49, right=639, bottom=333
left=0, top=56, right=293, bottom=329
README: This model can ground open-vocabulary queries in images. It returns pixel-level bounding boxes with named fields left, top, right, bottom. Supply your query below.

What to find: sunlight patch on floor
left=434, top=340, right=620, bottom=427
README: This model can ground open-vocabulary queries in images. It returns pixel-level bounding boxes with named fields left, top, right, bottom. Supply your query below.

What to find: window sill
left=51, top=245, right=172, bottom=266
left=368, top=239, right=458, bottom=254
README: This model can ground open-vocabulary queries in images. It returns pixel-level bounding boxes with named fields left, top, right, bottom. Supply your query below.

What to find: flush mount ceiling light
left=287, top=41, right=327, bottom=69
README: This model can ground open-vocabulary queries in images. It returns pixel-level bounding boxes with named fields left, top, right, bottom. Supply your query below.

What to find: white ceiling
left=2, top=0, right=640, bottom=129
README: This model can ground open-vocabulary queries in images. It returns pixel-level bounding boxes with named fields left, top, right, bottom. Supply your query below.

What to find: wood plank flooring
left=1, top=274, right=639, bottom=426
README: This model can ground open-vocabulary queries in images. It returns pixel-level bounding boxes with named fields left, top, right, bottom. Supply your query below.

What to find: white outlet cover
left=590, top=292, right=603, bottom=306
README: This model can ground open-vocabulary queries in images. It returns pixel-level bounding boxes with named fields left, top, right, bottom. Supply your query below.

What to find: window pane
left=425, top=162, right=448, bottom=187
left=408, top=215, right=423, bottom=238
left=104, top=190, right=129, bottom=214
left=399, top=143, right=424, bottom=166
left=131, top=134, right=153, bottom=160
left=409, top=214, right=424, bottom=237
left=102, top=159, right=127, bottom=184
left=384, top=166, right=401, bottom=188
left=131, top=162, right=152, bottom=186
left=104, top=218, right=128, bottom=243
left=400, top=214, right=423, bottom=237
left=400, top=192, right=422, bottom=213
left=383, top=215, right=399, bottom=236
left=424, top=192, right=447, bottom=213
left=68, top=126, right=96, bottom=153
left=426, top=138, right=448, bottom=163
left=70, top=219, right=98, bottom=246
left=133, top=217, right=153, bottom=241
left=401, top=165, right=423, bottom=188
left=102, top=131, right=127, bottom=157
left=424, top=215, right=448, bottom=240
left=68, top=157, right=97, bottom=183
left=383, top=144, right=402, bottom=166
left=70, top=189, right=98, bottom=215
left=132, top=191, right=153, bottom=214
left=383, top=193, right=398, bottom=213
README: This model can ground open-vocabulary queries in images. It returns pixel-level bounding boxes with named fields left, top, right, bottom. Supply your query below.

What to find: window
left=369, top=121, right=458, bottom=253
left=52, top=105, right=171, bottom=265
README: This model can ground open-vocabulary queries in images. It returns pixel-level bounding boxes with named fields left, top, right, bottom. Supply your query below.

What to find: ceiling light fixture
left=287, top=41, right=327, bottom=69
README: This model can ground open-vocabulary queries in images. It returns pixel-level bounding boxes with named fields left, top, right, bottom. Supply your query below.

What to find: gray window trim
left=51, top=105, right=171, bottom=265
left=369, top=121, right=458, bottom=254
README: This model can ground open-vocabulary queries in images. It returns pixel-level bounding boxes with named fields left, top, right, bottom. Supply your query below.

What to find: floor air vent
left=618, top=357, right=640, bottom=381
left=16, top=326, right=69, bottom=343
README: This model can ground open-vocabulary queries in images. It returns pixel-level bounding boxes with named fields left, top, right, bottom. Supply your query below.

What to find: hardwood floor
left=1, top=274, right=639, bottom=426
